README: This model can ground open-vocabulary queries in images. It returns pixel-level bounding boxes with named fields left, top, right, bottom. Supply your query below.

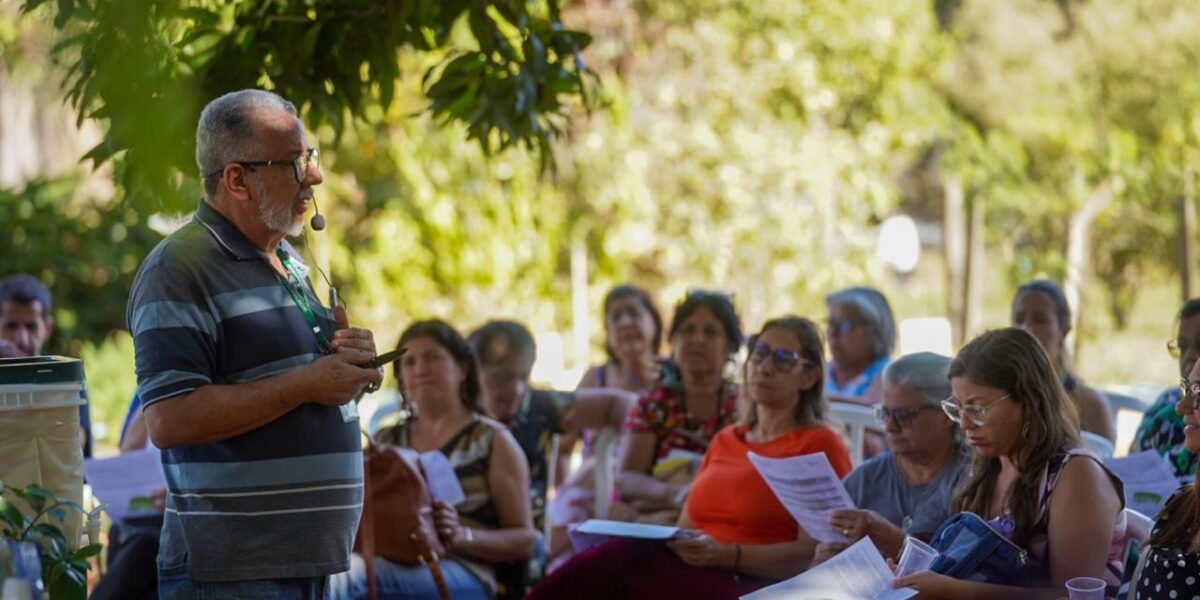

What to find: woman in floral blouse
left=615, top=290, right=741, bottom=519
left=1132, top=298, right=1200, bottom=483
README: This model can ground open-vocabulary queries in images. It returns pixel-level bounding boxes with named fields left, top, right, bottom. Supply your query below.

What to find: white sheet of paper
left=419, top=451, right=466, bottom=506
left=741, top=537, right=917, bottom=600
left=748, top=451, right=855, bottom=543
left=566, top=519, right=687, bottom=553
left=1105, top=450, right=1181, bottom=517
left=83, top=448, right=166, bottom=522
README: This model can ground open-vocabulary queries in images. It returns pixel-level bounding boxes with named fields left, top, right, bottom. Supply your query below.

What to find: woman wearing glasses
left=894, top=328, right=1126, bottom=599
left=1011, top=279, right=1116, bottom=441
left=1131, top=298, right=1200, bottom=483
left=813, top=353, right=971, bottom=564
left=526, top=316, right=851, bottom=599
left=1129, top=364, right=1200, bottom=599
left=824, top=286, right=896, bottom=406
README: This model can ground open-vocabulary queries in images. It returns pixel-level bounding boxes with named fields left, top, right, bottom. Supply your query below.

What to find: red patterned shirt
left=623, top=381, right=739, bottom=461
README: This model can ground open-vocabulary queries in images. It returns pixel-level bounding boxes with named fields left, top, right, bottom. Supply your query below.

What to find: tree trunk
left=944, top=176, right=967, bottom=347
left=1181, top=170, right=1197, bottom=303
left=1065, top=178, right=1115, bottom=365
left=965, top=195, right=984, bottom=341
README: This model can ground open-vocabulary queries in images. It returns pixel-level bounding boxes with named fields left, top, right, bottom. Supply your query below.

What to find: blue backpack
left=927, top=512, right=1030, bottom=585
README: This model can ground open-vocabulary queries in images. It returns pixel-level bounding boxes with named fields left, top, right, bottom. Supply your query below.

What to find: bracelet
left=733, top=543, right=741, bottom=571
left=462, top=526, right=473, bottom=544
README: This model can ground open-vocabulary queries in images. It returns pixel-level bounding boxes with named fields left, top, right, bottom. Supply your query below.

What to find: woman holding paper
left=330, top=320, right=535, bottom=600
left=526, top=315, right=851, bottom=599
left=814, top=352, right=971, bottom=563
left=892, top=328, right=1125, bottom=600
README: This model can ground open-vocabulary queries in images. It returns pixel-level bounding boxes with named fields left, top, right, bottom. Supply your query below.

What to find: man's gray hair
left=826, top=286, right=896, bottom=360
left=196, top=89, right=297, bottom=198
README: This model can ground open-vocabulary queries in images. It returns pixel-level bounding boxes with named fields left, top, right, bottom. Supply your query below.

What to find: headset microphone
left=310, top=196, right=326, bottom=231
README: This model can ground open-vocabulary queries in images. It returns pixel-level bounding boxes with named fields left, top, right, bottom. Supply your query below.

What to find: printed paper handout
left=1105, top=450, right=1182, bottom=518
left=567, top=519, right=692, bottom=553
left=419, top=450, right=467, bottom=506
left=747, top=451, right=856, bottom=543
left=741, top=537, right=917, bottom=600
left=83, top=448, right=167, bottom=522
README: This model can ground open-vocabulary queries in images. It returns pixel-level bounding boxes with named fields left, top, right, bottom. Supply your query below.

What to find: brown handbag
left=355, top=441, right=451, bottom=600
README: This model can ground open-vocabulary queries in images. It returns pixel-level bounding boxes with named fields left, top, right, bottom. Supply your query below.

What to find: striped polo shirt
left=127, top=200, right=363, bottom=581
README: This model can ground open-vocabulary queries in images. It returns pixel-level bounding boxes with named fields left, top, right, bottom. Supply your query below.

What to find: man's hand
left=330, top=306, right=377, bottom=367
left=301, top=353, right=383, bottom=407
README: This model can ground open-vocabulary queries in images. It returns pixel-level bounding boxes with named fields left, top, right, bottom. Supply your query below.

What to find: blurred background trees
left=1, top=0, right=1197, bottom=449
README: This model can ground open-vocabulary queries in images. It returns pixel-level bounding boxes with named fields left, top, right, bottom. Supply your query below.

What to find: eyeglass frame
left=940, top=393, right=1011, bottom=426
left=826, top=318, right=867, bottom=337
left=1177, top=379, right=1200, bottom=412
left=874, top=404, right=941, bottom=428
left=748, top=340, right=813, bottom=373
left=205, top=147, right=320, bottom=184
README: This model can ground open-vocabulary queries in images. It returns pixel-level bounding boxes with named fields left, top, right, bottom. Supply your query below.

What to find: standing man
left=128, top=89, right=381, bottom=598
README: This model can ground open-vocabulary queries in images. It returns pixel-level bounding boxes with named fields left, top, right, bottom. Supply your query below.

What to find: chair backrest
left=591, top=426, right=619, bottom=519
left=1124, top=507, right=1153, bottom=539
left=828, top=401, right=877, bottom=466
left=1081, top=431, right=1115, bottom=459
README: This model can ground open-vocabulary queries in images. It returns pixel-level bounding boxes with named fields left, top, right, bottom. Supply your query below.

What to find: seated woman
left=330, top=320, right=535, bottom=600
left=824, top=286, right=895, bottom=405
left=614, top=290, right=741, bottom=522
left=1012, top=280, right=1116, bottom=441
left=825, top=286, right=896, bottom=458
left=1132, top=298, right=1200, bottom=483
left=526, top=316, right=852, bottom=599
left=1131, top=364, right=1200, bottom=598
left=894, top=327, right=1126, bottom=599
left=814, top=352, right=971, bottom=564
left=547, top=284, right=664, bottom=563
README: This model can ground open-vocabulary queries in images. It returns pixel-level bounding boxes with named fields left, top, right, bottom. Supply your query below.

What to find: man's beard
left=254, top=179, right=305, bottom=237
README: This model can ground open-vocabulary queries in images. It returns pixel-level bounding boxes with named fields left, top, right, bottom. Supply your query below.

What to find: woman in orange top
left=526, top=316, right=851, bottom=599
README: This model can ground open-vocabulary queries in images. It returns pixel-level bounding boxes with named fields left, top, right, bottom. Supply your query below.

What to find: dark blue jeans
left=158, top=563, right=330, bottom=600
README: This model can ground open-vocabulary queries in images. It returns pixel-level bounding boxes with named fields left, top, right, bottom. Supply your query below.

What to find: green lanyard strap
left=275, top=247, right=333, bottom=354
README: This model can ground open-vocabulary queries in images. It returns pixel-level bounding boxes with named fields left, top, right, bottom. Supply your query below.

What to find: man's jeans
left=159, top=563, right=330, bottom=600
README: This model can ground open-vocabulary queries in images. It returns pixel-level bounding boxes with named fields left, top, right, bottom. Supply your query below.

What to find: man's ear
left=222, top=165, right=253, bottom=203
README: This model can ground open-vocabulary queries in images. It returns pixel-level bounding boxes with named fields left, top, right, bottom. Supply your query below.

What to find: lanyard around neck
left=274, top=247, right=333, bottom=354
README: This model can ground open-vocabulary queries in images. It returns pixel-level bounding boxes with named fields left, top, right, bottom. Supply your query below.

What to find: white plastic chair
left=1081, top=431, right=1115, bottom=459
left=590, top=426, right=619, bottom=519
left=1124, top=507, right=1153, bottom=538
left=828, top=402, right=877, bottom=467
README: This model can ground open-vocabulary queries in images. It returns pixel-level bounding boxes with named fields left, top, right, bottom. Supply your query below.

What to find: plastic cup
left=895, top=536, right=939, bottom=577
left=1065, top=577, right=1106, bottom=600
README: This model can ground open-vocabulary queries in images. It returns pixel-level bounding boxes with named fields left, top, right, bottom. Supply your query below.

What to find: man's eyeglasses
left=1177, top=379, right=1200, bottom=412
left=749, top=341, right=810, bottom=373
left=874, top=405, right=940, bottom=428
left=1167, top=337, right=1200, bottom=359
left=208, top=147, right=320, bottom=184
left=940, top=394, right=1010, bottom=426
left=827, top=318, right=866, bottom=337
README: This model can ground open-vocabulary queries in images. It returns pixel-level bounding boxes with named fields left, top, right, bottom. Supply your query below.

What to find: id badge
left=339, top=401, right=359, bottom=423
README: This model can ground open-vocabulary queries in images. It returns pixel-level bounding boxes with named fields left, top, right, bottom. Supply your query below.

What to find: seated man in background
left=468, top=320, right=572, bottom=534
